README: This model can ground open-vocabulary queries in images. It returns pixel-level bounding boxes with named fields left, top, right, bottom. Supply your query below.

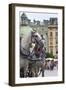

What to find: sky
left=20, top=11, right=58, bottom=22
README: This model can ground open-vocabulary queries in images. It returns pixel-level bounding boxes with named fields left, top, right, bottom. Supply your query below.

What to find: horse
left=20, top=28, right=32, bottom=77
left=20, top=30, right=46, bottom=77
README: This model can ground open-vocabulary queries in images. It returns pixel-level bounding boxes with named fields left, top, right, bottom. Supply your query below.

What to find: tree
left=46, top=52, right=54, bottom=58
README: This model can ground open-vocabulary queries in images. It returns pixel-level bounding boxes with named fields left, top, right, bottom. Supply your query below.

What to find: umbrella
left=46, top=58, right=53, bottom=61
left=54, top=59, right=58, bottom=61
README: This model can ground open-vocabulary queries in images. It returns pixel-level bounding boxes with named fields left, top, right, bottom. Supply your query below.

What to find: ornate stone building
left=48, top=18, right=58, bottom=58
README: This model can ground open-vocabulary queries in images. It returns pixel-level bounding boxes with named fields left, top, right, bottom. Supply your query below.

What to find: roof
left=21, top=12, right=28, bottom=19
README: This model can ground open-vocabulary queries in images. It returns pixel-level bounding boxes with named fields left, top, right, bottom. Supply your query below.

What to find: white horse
left=20, top=29, right=45, bottom=77
left=20, top=27, right=32, bottom=77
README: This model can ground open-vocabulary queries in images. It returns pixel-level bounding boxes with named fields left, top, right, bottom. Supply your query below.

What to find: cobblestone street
left=39, top=66, right=58, bottom=77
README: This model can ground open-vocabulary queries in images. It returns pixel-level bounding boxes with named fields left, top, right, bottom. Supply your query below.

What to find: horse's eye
left=35, top=35, right=38, bottom=37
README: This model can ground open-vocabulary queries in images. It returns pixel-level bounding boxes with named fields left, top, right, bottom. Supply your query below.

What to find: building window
left=50, top=32, right=53, bottom=37
left=56, top=46, right=58, bottom=54
left=56, top=32, right=58, bottom=38
left=56, top=32, right=58, bottom=36
left=50, top=46, right=53, bottom=54
left=50, top=41, right=53, bottom=45
left=56, top=40, right=58, bottom=44
left=50, top=49, right=53, bottom=54
left=56, top=50, right=58, bottom=54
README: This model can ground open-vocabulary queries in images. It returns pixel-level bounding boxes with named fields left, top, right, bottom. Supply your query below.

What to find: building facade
left=48, top=18, right=58, bottom=58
